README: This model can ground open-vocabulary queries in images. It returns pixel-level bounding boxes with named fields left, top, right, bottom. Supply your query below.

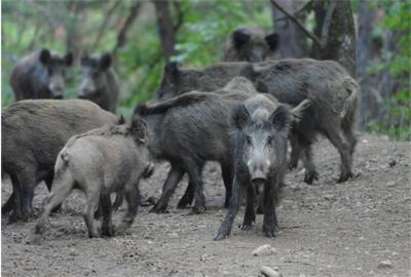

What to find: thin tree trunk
left=357, top=0, right=377, bottom=128
left=112, top=1, right=141, bottom=56
left=153, top=0, right=176, bottom=62
left=93, top=0, right=122, bottom=50
left=271, top=0, right=308, bottom=58
left=320, top=0, right=356, bottom=76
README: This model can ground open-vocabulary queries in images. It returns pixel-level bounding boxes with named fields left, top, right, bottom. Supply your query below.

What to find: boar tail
left=341, top=78, right=359, bottom=128
left=135, top=92, right=216, bottom=115
left=291, top=99, right=312, bottom=123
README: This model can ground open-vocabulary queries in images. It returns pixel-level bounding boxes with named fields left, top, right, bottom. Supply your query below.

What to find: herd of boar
left=2, top=27, right=359, bottom=241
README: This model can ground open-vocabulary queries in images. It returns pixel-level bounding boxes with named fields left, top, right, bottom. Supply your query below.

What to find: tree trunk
left=153, top=0, right=176, bottom=62
left=319, top=0, right=356, bottom=77
left=310, top=0, right=326, bottom=58
left=357, top=0, right=378, bottom=128
left=112, top=1, right=141, bottom=56
left=271, top=0, right=308, bottom=58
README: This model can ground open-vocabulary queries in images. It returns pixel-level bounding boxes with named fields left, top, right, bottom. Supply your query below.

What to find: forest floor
left=1, top=134, right=410, bottom=277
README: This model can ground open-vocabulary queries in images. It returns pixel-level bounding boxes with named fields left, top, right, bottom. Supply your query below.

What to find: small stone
left=387, top=181, right=396, bottom=187
left=252, top=244, right=277, bottom=256
left=259, top=266, right=282, bottom=277
left=377, top=260, right=393, bottom=269
left=69, top=248, right=78, bottom=256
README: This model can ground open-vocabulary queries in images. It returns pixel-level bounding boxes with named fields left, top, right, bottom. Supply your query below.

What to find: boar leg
left=17, top=169, right=36, bottom=220
left=44, top=173, right=62, bottom=213
left=178, top=163, right=232, bottom=210
left=150, top=165, right=184, bottom=213
left=288, top=135, right=302, bottom=170
left=301, top=145, right=319, bottom=184
left=240, top=185, right=255, bottom=231
left=2, top=193, right=15, bottom=216
left=83, top=186, right=101, bottom=238
left=112, top=194, right=124, bottom=211
left=324, top=127, right=353, bottom=182
left=221, top=164, right=233, bottom=209
left=188, top=162, right=206, bottom=214
left=116, top=185, right=139, bottom=235
left=262, top=180, right=277, bottom=238
left=214, top=173, right=244, bottom=241
left=100, top=193, right=113, bottom=237
left=7, top=174, right=24, bottom=223
left=35, top=174, right=74, bottom=235
left=177, top=181, right=194, bottom=209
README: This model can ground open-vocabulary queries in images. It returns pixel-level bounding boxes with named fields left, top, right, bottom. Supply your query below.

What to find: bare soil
left=2, top=134, right=410, bottom=277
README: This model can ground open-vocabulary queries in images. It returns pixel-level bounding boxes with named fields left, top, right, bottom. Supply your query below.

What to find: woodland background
left=1, top=0, right=410, bottom=140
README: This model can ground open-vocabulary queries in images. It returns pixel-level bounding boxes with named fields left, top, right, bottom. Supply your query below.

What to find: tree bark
left=319, top=0, right=356, bottom=77
left=271, top=0, right=309, bottom=58
left=153, top=0, right=176, bottom=62
left=357, top=0, right=377, bottom=128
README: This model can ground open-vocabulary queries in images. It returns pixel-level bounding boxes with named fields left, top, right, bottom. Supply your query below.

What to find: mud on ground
left=2, top=134, right=410, bottom=277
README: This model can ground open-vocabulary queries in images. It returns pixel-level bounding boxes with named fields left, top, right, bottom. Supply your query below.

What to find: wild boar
left=214, top=94, right=294, bottom=240
left=10, top=48, right=73, bottom=101
left=78, top=53, right=120, bottom=113
left=223, top=27, right=279, bottom=62
left=1, top=99, right=118, bottom=222
left=155, top=59, right=359, bottom=183
left=34, top=118, right=151, bottom=238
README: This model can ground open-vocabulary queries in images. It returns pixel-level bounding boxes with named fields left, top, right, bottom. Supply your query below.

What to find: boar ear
left=265, top=33, right=279, bottom=51
left=270, top=105, right=290, bottom=132
left=165, top=62, right=179, bottom=78
left=232, top=104, right=250, bottom=130
left=131, top=116, right=148, bottom=144
left=118, top=114, right=126, bottom=124
left=99, top=53, right=112, bottom=70
left=232, top=29, right=250, bottom=49
left=39, top=49, right=51, bottom=65
left=64, top=52, right=73, bottom=66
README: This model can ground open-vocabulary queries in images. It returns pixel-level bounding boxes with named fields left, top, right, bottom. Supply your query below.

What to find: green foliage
left=1, top=0, right=272, bottom=117
left=371, top=0, right=411, bottom=140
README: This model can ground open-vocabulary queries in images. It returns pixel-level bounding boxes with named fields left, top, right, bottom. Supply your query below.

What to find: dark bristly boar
left=136, top=78, right=260, bottom=214
left=223, top=27, right=279, bottom=62
left=1, top=99, right=118, bottom=222
left=34, top=118, right=152, bottom=239
left=78, top=53, right=119, bottom=113
left=10, top=49, right=73, bottom=101
left=156, top=59, right=359, bottom=183
left=214, top=94, right=296, bottom=240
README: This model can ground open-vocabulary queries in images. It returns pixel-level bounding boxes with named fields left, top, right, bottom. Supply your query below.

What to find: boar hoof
left=101, top=225, right=114, bottom=237
left=337, top=172, right=353, bottom=183
left=239, top=223, right=253, bottom=231
left=263, top=227, right=276, bottom=238
left=191, top=205, right=206, bottom=214
left=149, top=204, right=169, bottom=214
left=304, top=171, right=319, bottom=184
left=7, top=211, right=28, bottom=224
left=177, top=198, right=192, bottom=209
left=214, top=231, right=229, bottom=241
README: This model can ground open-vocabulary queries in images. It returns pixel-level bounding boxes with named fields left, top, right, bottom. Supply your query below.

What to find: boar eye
left=245, top=135, right=252, bottom=145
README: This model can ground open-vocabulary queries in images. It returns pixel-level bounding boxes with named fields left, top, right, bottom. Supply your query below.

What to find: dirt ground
left=1, top=134, right=410, bottom=277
